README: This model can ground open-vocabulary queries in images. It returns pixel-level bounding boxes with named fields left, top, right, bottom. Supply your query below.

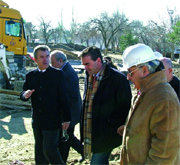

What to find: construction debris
left=0, top=89, right=31, bottom=110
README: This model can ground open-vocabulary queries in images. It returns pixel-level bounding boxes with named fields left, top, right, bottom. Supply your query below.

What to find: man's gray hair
left=160, top=57, right=172, bottom=69
left=33, top=45, right=51, bottom=59
left=50, top=50, right=67, bottom=62
left=138, top=59, right=164, bottom=74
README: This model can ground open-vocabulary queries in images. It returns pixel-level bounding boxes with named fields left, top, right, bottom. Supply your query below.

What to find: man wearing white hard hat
left=120, top=44, right=180, bottom=164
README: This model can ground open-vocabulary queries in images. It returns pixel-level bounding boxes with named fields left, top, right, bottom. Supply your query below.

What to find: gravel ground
left=0, top=109, right=120, bottom=165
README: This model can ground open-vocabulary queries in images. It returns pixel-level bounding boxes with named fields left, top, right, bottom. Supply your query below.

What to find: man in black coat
left=50, top=50, right=84, bottom=163
left=80, top=46, right=132, bottom=165
left=161, top=57, right=180, bottom=101
left=20, top=45, right=71, bottom=165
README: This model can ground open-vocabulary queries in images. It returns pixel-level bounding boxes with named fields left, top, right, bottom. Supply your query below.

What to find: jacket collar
left=140, top=70, right=167, bottom=94
left=62, top=62, right=69, bottom=71
left=126, top=70, right=167, bottom=125
left=101, top=64, right=111, bottom=81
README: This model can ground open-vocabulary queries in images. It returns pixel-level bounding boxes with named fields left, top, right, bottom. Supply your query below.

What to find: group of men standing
left=20, top=44, right=180, bottom=165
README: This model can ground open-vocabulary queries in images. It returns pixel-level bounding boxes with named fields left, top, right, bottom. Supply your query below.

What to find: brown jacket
left=120, top=70, right=180, bottom=165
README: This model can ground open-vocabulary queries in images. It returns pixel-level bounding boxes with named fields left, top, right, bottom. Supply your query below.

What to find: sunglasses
left=127, top=66, right=142, bottom=77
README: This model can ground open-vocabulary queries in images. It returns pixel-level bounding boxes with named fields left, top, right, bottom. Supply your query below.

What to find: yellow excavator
left=0, top=0, right=27, bottom=89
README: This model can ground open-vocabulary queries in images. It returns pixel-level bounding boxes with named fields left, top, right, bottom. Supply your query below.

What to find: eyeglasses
left=127, top=67, right=141, bottom=77
left=61, top=129, right=69, bottom=142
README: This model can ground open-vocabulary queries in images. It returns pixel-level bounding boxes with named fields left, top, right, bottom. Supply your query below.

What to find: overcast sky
left=4, top=0, right=180, bottom=28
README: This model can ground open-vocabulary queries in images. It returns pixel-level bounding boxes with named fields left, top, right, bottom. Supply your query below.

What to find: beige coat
left=120, top=70, right=180, bottom=165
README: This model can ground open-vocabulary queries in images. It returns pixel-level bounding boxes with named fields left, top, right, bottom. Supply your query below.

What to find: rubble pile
left=0, top=89, right=31, bottom=111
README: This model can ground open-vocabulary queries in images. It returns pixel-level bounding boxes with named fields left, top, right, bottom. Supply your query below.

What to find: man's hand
left=62, top=122, right=70, bottom=130
left=117, top=125, right=125, bottom=136
left=23, top=89, right=35, bottom=99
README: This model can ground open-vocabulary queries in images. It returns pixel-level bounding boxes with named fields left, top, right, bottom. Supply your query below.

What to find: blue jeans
left=91, top=151, right=111, bottom=165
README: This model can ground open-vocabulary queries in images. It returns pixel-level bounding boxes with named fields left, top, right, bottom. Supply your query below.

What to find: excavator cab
left=0, top=0, right=27, bottom=89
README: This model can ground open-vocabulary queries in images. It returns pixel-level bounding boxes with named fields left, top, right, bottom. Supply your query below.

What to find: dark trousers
left=59, top=126, right=83, bottom=163
left=33, top=128, right=65, bottom=165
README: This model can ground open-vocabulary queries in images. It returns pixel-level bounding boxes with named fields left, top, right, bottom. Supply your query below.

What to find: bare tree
left=148, top=9, right=180, bottom=57
left=49, top=28, right=61, bottom=44
left=25, top=22, right=37, bottom=46
left=76, top=21, right=99, bottom=47
left=129, top=20, right=170, bottom=55
left=91, top=11, right=128, bottom=54
left=38, top=17, right=54, bottom=44
left=59, top=7, right=79, bottom=45
left=76, top=22, right=91, bottom=46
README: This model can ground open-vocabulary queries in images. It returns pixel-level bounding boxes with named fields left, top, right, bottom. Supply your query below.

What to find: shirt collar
left=93, top=71, right=100, bottom=78
left=38, top=68, right=46, bottom=72
left=93, top=65, right=104, bottom=78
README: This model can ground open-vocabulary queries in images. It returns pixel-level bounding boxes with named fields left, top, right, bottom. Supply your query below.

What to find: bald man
left=160, top=57, right=180, bottom=101
left=50, top=50, right=84, bottom=163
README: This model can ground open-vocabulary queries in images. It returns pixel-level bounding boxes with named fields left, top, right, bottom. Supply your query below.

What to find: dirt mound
left=26, top=47, right=81, bottom=67
left=51, top=48, right=80, bottom=60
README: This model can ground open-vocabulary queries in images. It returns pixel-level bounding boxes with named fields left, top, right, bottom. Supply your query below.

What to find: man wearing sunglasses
left=120, top=44, right=180, bottom=165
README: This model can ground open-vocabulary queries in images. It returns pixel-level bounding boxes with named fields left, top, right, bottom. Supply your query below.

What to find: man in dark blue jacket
left=80, top=46, right=132, bottom=165
left=20, top=45, right=71, bottom=165
left=50, top=50, right=83, bottom=163
left=160, top=57, right=180, bottom=101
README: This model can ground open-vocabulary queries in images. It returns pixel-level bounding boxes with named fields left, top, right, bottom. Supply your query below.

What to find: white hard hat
left=122, top=44, right=157, bottom=70
left=154, top=51, right=163, bottom=59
